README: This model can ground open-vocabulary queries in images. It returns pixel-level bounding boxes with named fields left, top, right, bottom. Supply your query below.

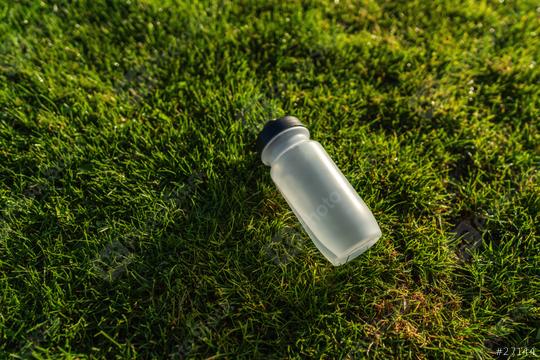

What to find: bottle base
left=328, top=231, right=382, bottom=266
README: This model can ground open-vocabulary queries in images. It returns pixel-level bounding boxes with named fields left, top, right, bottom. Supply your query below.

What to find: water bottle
left=256, top=116, right=382, bottom=266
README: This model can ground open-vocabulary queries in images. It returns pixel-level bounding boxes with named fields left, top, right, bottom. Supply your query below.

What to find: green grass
left=1, top=0, right=539, bottom=358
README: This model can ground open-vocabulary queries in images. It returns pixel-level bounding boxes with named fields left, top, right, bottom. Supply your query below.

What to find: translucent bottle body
left=261, top=126, right=381, bottom=266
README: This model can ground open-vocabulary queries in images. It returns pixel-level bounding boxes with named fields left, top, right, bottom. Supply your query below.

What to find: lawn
left=0, top=0, right=539, bottom=358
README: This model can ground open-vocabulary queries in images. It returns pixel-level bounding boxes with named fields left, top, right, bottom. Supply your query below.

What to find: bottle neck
left=261, top=127, right=310, bottom=166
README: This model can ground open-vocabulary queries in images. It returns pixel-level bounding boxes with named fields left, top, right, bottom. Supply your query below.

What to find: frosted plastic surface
left=263, top=128, right=381, bottom=266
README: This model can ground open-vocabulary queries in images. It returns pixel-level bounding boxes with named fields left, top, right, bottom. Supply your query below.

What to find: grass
left=0, top=0, right=539, bottom=358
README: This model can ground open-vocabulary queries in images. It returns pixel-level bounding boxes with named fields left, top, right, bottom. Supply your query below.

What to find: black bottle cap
left=256, top=115, right=305, bottom=155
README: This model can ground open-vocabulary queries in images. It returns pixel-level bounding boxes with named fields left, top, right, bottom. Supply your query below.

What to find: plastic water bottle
left=256, top=116, right=382, bottom=266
